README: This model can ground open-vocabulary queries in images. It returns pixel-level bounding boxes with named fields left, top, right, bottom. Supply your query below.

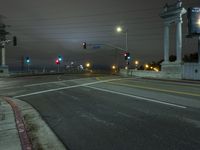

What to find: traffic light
left=25, top=57, right=30, bottom=64
left=13, top=36, right=17, bottom=46
left=55, top=59, right=60, bottom=65
left=83, top=42, right=87, bottom=49
left=124, top=52, right=130, bottom=60
left=58, top=55, right=62, bottom=62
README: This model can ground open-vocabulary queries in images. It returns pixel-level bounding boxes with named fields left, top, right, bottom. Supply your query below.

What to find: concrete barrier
left=0, top=66, right=9, bottom=77
left=120, top=69, right=183, bottom=80
left=182, top=63, right=200, bottom=80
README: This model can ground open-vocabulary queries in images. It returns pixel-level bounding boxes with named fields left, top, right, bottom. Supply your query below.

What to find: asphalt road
left=0, top=74, right=200, bottom=150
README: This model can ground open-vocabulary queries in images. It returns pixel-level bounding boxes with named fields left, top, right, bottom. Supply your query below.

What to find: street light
left=197, top=18, right=200, bottom=27
left=85, top=62, right=91, bottom=68
left=145, top=64, right=149, bottom=69
left=116, top=27, right=122, bottom=33
left=135, top=60, right=139, bottom=65
left=112, top=65, right=116, bottom=70
left=134, top=60, right=139, bottom=70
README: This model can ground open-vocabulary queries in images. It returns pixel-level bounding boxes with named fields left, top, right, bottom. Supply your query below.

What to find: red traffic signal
left=124, top=52, right=130, bottom=60
left=55, top=59, right=60, bottom=65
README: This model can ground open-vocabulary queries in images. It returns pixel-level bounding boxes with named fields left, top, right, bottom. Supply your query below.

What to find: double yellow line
left=108, top=82, right=200, bottom=97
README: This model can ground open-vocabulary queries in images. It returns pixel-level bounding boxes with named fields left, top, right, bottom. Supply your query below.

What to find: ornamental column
left=176, top=19, right=183, bottom=63
left=164, top=24, right=170, bottom=63
left=1, top=44, right=6, bottom=66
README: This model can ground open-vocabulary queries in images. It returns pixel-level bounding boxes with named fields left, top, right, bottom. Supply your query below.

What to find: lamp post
left=116, top=26, right=129, bottom=71
left=116, top=26, right=128, bottom=51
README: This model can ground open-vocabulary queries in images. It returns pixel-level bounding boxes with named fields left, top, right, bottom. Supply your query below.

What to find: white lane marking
left=85, top=86, right=187, bottom=109
left=14, top=78, right=121, bottom=98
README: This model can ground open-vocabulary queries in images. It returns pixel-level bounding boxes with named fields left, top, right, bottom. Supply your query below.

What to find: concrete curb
left=2, top=97, right=32, bottom=150
left=12, top=98, right=67, bottom=150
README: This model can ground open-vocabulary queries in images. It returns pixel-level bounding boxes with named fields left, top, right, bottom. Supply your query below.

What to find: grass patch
left=24, top=114, right=44, bottom=150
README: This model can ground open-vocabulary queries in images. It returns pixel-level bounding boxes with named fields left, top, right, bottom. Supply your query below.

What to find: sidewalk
left=0, top=98, right=21, bottom=150
left=0, top=97, right=66, bottom=150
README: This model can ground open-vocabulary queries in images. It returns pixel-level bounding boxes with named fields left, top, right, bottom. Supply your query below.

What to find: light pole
left=116, top=26, right=128, bottom=51
left=116, top=26, right=129, bottom=70
left=125, top=31, right=128, bottom=51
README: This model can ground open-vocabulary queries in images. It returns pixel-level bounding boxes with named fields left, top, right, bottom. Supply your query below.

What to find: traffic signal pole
left=27, top=63, right=29, bottom=72
left=84, top=43, right=130, bottom=69
left=57, top=64, right=60, bottom=73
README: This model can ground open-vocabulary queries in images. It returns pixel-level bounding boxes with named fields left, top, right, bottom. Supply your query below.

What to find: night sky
left=0, top=0, right=199, bottom=68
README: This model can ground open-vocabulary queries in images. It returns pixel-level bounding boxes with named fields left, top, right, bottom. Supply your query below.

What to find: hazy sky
left=0, top=0, right=199, bottom=67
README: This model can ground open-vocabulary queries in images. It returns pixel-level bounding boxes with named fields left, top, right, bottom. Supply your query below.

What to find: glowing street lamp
left=197, top=18, right=200, bottom=27
left=112, top=65, right=116, bottom=70
left=85, top=62, right=91, bottom=68
left=135, top=60, right=139, bottom=65
left=116, top=26, right=122, bottom=33
left=145, top=64, right=149, bottom=69
left=134, top=60, right=139, bottom=70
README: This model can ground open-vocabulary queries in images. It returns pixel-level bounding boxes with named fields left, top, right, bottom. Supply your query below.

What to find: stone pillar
left=1, top=45, right=6, bottom=66
left=198, top=36, right=200, bottom=64
left=176, top=19, right=182, bottom=63
left=164, top=24, right=170, bottom=63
